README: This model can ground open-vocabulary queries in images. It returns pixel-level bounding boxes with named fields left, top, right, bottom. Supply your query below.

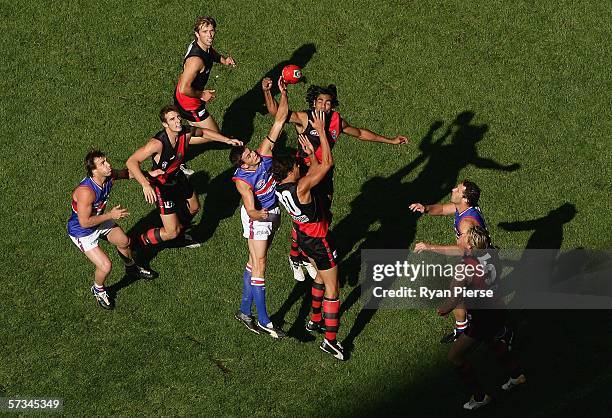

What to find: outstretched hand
left=298, top=134, right=314, bottom=156
left=391, top=135, right=409, bottom=145
left=277, top=76, right=287, bottom=93
left=110, top=205, right=129, bottom=220
left=409, top=203, right=425, bottom=213
left=147, top=169, right=165, bottom=178
left=312, top=110, right=326, bottom=132
left=261, top=77, right=272, bottom=91
left=201, top=89, right=216, bottom=103
left=226, top=138, right=244, bottom=147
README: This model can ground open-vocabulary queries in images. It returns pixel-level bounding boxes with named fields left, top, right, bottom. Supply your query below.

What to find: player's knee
left=99, top=259, right=113, bottom=275
left=165, top=226, right=181, bottom=240
left=189, top=201, right=200, bottom=216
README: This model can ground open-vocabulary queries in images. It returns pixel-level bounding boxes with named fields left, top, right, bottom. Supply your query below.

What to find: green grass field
left=1, top=0, right=611, bottom=416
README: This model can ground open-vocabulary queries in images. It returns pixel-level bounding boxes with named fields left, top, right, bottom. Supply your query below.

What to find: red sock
left=140, top=228, right=162, bottom=246
left=323, top=297, right=340, bottom=341
left=289, top=228, right=301, bottom=262
left=310, top=282, right=325, bottom=322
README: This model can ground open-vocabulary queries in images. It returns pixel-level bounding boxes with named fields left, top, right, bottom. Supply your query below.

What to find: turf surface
left=1, top=0, right=611, bottom=416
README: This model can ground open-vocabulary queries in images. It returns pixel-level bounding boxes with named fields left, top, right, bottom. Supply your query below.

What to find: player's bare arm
left=260, top=78, right=289, bottom=155
left=262, top=77, right=304, bottom=126
left=74, top=187, right=128, bottom=228
left=126, top=139, right=163, bottom=204
left=189, top=128, right=243, bottom=146
left=342, top=120, right=409, bottom=145
left=235, top=180, right=269, bottom=221
left=296, top=111, right=333, bottom=201
left=178, top=57, right=216, bottom=102
left=414, top=218, right=479, bottom=255
left=409, top=202, right=455, bottom=216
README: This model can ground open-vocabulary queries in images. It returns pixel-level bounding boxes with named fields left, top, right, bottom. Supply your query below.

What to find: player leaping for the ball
left=229, top=78, right=290, bottom=339
left=68, top=151, right=159, bottom=310
left=409, top=180, right=496, bottom=344
left=127, top=105, right=242, bottom=254
left=174, top=16, right=236, bottom=176
left=263, top=78, right=409, bottom=281
left=438, top=225, right=525, bottom=411
left=272, top=110, right=345, bottom=361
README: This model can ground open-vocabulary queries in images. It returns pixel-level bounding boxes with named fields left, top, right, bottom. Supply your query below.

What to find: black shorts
left=153, top=175, right=195, bottom=215
left=464, top=310, right=506, bottom=341
left=174, top=96, right=210, bottom=122
left=295, top=227, right=338, bottom=271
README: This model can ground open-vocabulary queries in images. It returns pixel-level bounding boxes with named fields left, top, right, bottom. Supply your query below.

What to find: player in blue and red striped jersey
left=229, top=78, right=289, bottom=339
left=410, top=180, right=494, bottom=343
left=272, top=110, right=345, bottom=361
left=127, top=105, right=242, bottom=252
left=68, top=151, right=158, bottom=310
left=174, top=16, right=236, bottom=176
left=438, top=225, right=525, bottom=411
left=263, top=79, right=409, bottom=281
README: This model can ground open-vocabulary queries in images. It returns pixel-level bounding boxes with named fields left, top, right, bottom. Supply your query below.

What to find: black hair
left=305, top=84, right=339, bottom=109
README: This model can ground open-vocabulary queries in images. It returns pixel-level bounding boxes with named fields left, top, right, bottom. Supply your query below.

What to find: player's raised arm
left=260, top=78, right=289, bottom=155
left=342, top=119, right=409, bottom=145
left=262, top=77, right=304, bottom=125
left=409, top=202, right=455, bottom=216
left=126, top=139, right=162, bottom=204
left=296, top=111, right=333, bottom=197
left=189, top=128, right=243, bottom=146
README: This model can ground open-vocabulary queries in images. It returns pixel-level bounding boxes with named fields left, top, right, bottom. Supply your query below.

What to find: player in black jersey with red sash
left=175, top=16, right=235, bottom=129
left=438, top=226, right=525, bottom=411
left=272, top=110, right=345, bottom=361
left=127, top=105, right=242, bottom=250
left=263, top=79, right=409, bottom=280
left=174, top=16, right=236, bottom=176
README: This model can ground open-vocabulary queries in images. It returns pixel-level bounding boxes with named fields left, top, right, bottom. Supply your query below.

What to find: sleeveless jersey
left=182, top=41, right=220, bottom=91
left=275, top=182, right=330, bottom=238
left=454, top=206, right=488, bottom=239
left=232, top=154, right=277, bottom=210
left=148, top=126, right=190, bottom=186
left=297, top=110, right=342, bottom=165
left=67, top=177, right=113, bottom=238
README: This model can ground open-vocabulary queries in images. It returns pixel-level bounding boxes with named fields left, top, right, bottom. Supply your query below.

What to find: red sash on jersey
left=149, top=132, right=189, bottom=186
left=303, top=111, right=341, bottom=166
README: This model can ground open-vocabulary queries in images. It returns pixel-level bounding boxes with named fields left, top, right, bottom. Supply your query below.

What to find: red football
left=282, top=64, right=302, bottom=84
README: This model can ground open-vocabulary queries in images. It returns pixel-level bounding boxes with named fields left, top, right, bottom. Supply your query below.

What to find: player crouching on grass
left=229, top=77, right=289, bottom=339
left=127, top=105, right=242, bottom=252
left=435, top=225, right=525, bottom=411
left=67, top=151, right=159, bottom=310
left=271, top=110, right=345, bottom=361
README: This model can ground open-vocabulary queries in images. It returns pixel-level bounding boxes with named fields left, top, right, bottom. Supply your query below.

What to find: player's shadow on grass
left=220, top=43, right=316, bottom=142
left=496, top=202, right=579, bottom=308
left=335, top=111, right=520, bottom=356
left=270, top=278, right=317, bottom=343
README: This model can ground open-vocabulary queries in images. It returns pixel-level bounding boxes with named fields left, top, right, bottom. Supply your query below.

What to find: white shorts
left=69, top=220, right=117, bottom=252
left=241, top=206, right=281, bottom=240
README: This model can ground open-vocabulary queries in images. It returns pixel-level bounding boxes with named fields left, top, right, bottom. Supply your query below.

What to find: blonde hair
left=466, top=225, right=489, bottom=250
left=194, top=16, right=216, bottom=33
